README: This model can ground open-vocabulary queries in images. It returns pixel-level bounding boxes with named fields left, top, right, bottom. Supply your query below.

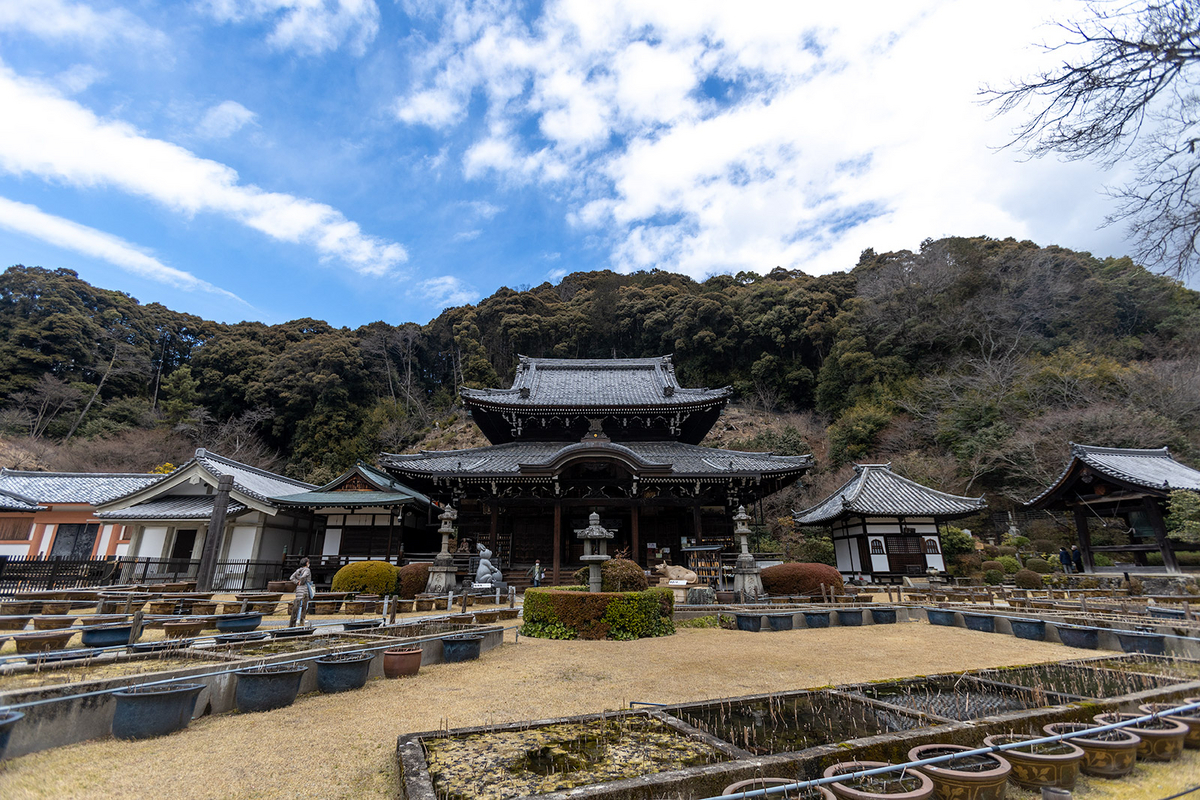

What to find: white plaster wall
left=923, top=536, right=946, bottom=571
left=137, top=526, right=169, bottom=558
left=834, top=538, right=853, bottom=573
left=869, top=536, right=890, bottom=573
left=224, top=525, right=257, bottom=561
left=323, top=528, right=342, bottom=556
left=0, top=543, right=31, bottom=556
left=257, top=525, right=291, bottom=561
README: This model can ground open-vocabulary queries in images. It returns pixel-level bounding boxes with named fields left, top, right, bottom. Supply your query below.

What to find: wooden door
left=885, top=536, right=925, bottom=575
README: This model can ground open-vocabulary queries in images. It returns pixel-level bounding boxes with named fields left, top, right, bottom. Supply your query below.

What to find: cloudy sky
left=0, top=0, right=1132, bottom=327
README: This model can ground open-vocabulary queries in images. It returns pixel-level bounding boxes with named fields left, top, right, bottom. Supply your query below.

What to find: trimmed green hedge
left=520, top=587, right=675, bottom=641
left=330, top=560, right=398, bottom=595
left=570, top=558, right=649, bottom=592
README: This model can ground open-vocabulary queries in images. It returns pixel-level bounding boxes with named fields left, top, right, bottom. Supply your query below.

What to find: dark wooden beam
left=1072, top=506, right=1095, bottom=573
left=552, top=502, right=561, bottom=586
left=631, top=505, right=640, bottom=566
left=1142, top=496, right=1181, bottom=573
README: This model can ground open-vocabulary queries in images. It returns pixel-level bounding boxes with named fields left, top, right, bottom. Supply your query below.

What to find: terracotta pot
left=1043, top=722, right=1139, bottom=778
left=266, top=580, right=297, bottom=593
left=723, top=777, right=834, bottom=799
left=823, top=760, right=934, bottom=800
left=14, top=629, right=77, bottom=654
left=393, top=600, right=415, bottom=613
left=448, top=613, right=475, bottom=624
left=32, top=616, right=75, bottom=630
left=1140, top=703, right=1200, bottom=750
left=147, top=601, right=178, bottom=615
left=163, top=619, right=206, bottom=639
left=414, top=599, right=434, bottom=611
left=908, top=744, right=1010, bottom=800
left=344, top=601, right=367, bottom=615
left=383, top=648, right=423, bottom=678
left=39, top=601, right=71, bottom=615
left=497, top=608, right=519, bottom=620
left=189, top=601, right=218, bottom=615
left=474, top=610, right=500, bottom=623
left=1097, top=712, right=1188, bottom=761
left=0, top=602, right=31, bottom=615
left=982, top=734, right=1083, bottom=790
left=312, top=600, right=342, bottom=615
left=0, top=616, right=31, bottom=631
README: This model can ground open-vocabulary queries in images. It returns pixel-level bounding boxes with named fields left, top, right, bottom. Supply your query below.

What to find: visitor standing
left=1072, top=545, right=1085, bottom=575
left=289, top=557, right=313, bottom=626
left=527, top=560, right=544, bottom=587
left=1058, top=546, right=1072, bottom=574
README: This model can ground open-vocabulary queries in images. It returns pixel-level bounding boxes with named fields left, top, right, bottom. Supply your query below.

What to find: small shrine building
left=381, top=356, right=812, bottom=583
left=794, top=463, right=987, bottom=582
left=1024, top=443, right=1200, bottom=574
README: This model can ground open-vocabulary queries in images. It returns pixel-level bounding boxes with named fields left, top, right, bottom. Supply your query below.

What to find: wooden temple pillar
left=630, top=505, right=640, bottom=566
left=552, top=502, right=562, bottom=585
left=1072, top=506, right=1095, bottom=573
left=1143, top=496, right=1181, bottom=573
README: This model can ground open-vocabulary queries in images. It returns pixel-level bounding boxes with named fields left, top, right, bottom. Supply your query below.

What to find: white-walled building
left=794, top=464, right=986, bottom=583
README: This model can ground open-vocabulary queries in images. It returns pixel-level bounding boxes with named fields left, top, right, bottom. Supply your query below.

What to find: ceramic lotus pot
left=111, top=683, right=204, bottom=740
left=961, top=613, right=995, bottom=633
left=981, top=734, right=1083, bottom=790
left=723, top=777, right=834, bottom=799
left=235, top=663, right=306, bottom=713
left=189, top=601, right=218, bottom=616
left=1116, top=630, right=1166, bottom=655
left=14, top=629, right=76, bottom=654
left=497, top=608, right=520, bottom=620
left=32, top=616, right=76, bottom=631
left=315, top=652, right=373, bottom=693
left=266, top=580, right=297, bottom=594
left=414, top=599, right=434, bottom=611
left=871, top=608, right=897, bottom=625
left=925, top=609, right=956, bottom=627
left=767, top=613, right=795, bottom=631
left=1056, top=625, right=1099, bottom=649
left=442, top=634, right=484, bottom=663
left=1009, top=618, right=1046, bottom=641
left=1139, top=703, right=1200, bottom=750
left=393, top=600, right=415, bottom=613
left=735, top=613, right=763, bottom=632
left=474, top=610, right=501, bottom=623
left=908, top=744, right=1010, bottom=800
left=0, top=616, right=31, bottom=631
left=383, top=648, right=423, bottom=678
left=39, top=601, right=71, bottom=615
left=837, top=609, right=864, bottom=627
left=1043, top=722, right=1140, bottom=778
left=1097, top=712, right=1188, bottom=761
left=0, top=709, right=23, bottom=760
left=81, top=624, right=135, bottom=648
left=804, top=611, right=831, bottom=628
left=823, top=760, right=934, bottom=800
left=0, top=602, right=31, bottom=615
left=162, top=619, right=206, bottom=639
left=214, top=613, right=262, bottom=633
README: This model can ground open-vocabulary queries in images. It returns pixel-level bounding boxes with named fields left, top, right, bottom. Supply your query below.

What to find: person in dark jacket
left=1071, top=545, right=1085, bottom=574
left=1059, top=546, right=1072, bottom=574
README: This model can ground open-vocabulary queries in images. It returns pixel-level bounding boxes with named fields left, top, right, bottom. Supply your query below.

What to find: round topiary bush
left=1014, top=569, right=1043, bottom=589
left=760, top=562, right=844, bottom=596
left=396, top=562, right=430, bottom=598
left=996, top=555, right=1022, bottom=574
left=1031, top=539, right=1057, bottom=555
left=952, top=553, right=982, bottom=576
left=980, top=560, right=1004, bottom=573
left=570, top=558, right=649, bottom=592
left=998, top=545, right=1018, bottom=557
left=980, top=544, right=1000, bottom=559
left=1025, top=557, right=1052, bottom=574
left=331, top=561, right=399, bottom=595
left=983, top=569, right=1005, bottom=585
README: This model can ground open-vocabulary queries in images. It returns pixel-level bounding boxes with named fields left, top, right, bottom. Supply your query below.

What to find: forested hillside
left=2, top=236, right=1197, bottom=513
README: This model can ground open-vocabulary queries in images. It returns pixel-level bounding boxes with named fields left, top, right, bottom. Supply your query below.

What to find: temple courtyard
left=1, top=624, right=1197, bottom=800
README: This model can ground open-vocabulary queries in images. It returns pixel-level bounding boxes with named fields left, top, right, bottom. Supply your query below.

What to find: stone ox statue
left=655, top=563, right=698, bottom=584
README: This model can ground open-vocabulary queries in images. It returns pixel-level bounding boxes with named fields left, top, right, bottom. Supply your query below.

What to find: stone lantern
left=576, top=512, right=614, bottom=592
left=731, top=505, right=763, bottom=600
left=425, top=505, right=459, bottom=594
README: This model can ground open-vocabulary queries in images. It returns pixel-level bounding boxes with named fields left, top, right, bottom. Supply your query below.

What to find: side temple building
left=381, top=356, right=812, bottom=583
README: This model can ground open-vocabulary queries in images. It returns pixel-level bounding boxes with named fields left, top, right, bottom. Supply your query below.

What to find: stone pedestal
left=731, top=506, right=763, bottom=600
left=425, top=505, right=459, bottom=595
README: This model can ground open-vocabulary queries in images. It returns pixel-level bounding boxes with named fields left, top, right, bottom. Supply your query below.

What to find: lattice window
left=924, top=538, right=941, bottom=554
left=870, top=539, right=884, bottom=555
left=0, top=519, right=32, bottom=540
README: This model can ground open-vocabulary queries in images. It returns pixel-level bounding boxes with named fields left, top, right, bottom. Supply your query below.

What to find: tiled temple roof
left=795, top=464, right=986, bottom=525
left=1027, top=443, right=1200, bottom=507
left=97, top=495, right=247, bottom=520
left=274, top=463, right=433, bottom=508
left=0, top=487, right=43, bottom=512
left=0, top=469, right=161, bottom=505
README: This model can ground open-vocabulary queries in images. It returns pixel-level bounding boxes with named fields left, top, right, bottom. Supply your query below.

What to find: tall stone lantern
left=425, top=505, right=459, bottom=594
left=731, top=505, right=763, bottom=600
left=576, top=512, right=614, bottom=593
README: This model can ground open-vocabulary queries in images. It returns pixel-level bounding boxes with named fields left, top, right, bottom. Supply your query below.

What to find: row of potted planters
left=723, top=699, right=1199, bottom=799
left=734, top=608, right=898, bottom=632
left=924, top=608, right=1169, bottom=655
left=0, top=613, right=267, bottom=660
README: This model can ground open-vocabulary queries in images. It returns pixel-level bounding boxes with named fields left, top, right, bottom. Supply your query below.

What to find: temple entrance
left=49, top=523, right=99, bottom=560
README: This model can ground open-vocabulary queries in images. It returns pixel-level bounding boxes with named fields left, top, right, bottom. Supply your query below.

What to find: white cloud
left=201, top=0, right=381, bottom=56
left=452, top=229, right=481, bottom=241
left=54, top=64, right=103, bottom=94
left=0, top=0, right=166, bottom=48
left=416, top=275, right=478, bottom=307
left=197, top=100, right=257, bottom=139
left=0, top=196, right=246, bottom=303
left=395, top=0, right=1120, bottom=277
left=465, top=200, right=502, bottom=219
left=0, top=62, right=407, bottom=276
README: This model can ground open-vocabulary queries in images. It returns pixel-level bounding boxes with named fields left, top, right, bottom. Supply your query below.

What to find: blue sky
left=0, top=0, right=1136, bottom=328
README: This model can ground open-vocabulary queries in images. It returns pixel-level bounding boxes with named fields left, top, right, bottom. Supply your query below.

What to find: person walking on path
left=1071, top=545, right=1085, bottom=575
left=289, top=557, right=313, bottom=626
left=1059, top=546, right=1072, bottom=574
left=527, top=560, right=544, bottom=588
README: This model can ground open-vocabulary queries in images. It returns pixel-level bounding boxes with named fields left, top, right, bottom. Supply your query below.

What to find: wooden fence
left=0, top=555, right=287, bottom=593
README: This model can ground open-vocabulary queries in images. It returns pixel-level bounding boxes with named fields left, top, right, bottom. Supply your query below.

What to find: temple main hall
left=381, top=356, right=812, bottom=583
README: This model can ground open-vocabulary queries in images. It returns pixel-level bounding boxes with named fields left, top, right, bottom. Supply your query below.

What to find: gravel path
left=0, top=624, right=1183, bottom=799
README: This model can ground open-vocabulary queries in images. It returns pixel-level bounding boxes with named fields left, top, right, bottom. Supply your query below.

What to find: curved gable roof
left=0, top=469, right=161, bottom=505
left=795, top=464, right=986, bottom=525
left=1026, top=443, right=1200, bottom=507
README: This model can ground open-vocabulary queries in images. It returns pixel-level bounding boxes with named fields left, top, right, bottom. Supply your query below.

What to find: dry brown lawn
left=0, top=624, right=1195, bottom=799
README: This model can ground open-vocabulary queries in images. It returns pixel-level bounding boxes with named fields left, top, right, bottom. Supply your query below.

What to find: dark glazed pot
left=215, top=631, right=270, bottom=644
left=823, top=760, right=934, bottom=799
left=343, top=619, right=382, bottom=631
left=0, top=709, right=23, bottom=760
left=235, top=664, right=306, bottom=713
left=215, top=613, right=263, bottom=633
left=442, top=634, right=484, bottom=663
left=871, top=608, right=897, bottom=625
left=1044, top=722, right=1140, bottom=778
left=767, top=614, right=794, bottom=631
left=1009, top=618, right=1046, bottom=641
left=1097, top=712, right=1188, bottom=761
left=982, top=734, right=1083, bottom=790
left=925, top=609, right=956, bottom=627
left=81, top=624, right=135, bottom=648
left=383, top=648, right=423, bottom=678
left=270, top=626, right=314, bottom=639
left=723, top=777, right=834, bottom=799
left=1056, top=625, right=1100, bottom=649
left=804, top=611, right=831, bottom=628
left=837, top=609, right=864, bottom=627
left=1117, top=630, right=1166, bottom=655
left=908, top=744, right=1010, bottom=800
left=315, top=652, right=373, bottom=693
left=734, top=613, right=763, bottom=632
left=962, top=613, right=995, bottom=633
left=111, top=683, right=204, bottom=740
